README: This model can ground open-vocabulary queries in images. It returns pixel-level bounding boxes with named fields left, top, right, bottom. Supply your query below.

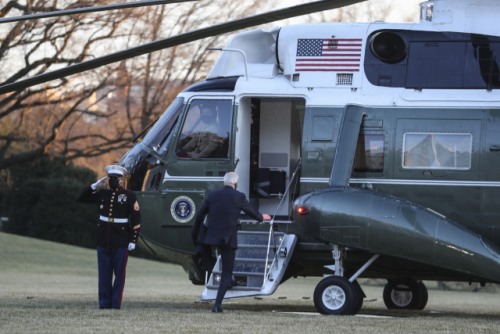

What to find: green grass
left=2, top=232, right=500, bottom=333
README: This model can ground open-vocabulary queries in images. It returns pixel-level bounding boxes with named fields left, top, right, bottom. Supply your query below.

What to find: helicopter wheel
left=313, top=276, right=363, bottom=315
left=383, top=279, right=425, bottom=310
left=416, top=281, right=428, bottom=310
left=350, top=279, right=365, bottom=315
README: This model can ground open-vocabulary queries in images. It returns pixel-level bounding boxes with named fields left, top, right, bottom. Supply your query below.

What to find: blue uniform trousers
left=97, top=247, right=129, bottom=308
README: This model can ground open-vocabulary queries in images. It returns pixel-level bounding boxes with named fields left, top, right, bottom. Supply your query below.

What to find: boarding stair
left=200, top=230, right=297, bottom=300
left=200, top=159, right=301, bottom=301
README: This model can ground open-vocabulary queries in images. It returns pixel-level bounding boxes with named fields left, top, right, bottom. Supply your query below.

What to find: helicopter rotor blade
left=0, top=0, right=366, bottom=94
left=0, top=0, right=201, bottom=24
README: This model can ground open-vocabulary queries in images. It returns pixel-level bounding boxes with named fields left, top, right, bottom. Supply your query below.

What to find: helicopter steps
left=200, top=231, right=297, bottom=301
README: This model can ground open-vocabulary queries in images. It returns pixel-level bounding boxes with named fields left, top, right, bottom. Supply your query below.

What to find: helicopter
left=2, top=0, right=500, bottom=316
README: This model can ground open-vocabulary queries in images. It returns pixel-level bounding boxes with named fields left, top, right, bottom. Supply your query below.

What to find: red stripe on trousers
left=118, top=250, right=129, bottom=307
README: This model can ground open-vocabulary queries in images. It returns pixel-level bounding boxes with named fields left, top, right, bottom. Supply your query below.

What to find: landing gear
left=314, top=276, right=362, bottom=315
left=313, top=245, right=378, bottom=315
left=383, top=279, right=428, bottom=310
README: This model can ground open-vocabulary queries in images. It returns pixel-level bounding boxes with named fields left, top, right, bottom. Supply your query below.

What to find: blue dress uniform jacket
left=78, top=185, right=141, bottom=248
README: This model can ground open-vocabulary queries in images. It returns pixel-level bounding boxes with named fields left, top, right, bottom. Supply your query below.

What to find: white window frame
left=402, top=132, right=473, bottom=170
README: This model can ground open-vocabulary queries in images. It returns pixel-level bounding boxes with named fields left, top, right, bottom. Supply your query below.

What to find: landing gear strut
left=383, top=279, right=428, bottom=310
left=313, top=245, right=379, bottom=315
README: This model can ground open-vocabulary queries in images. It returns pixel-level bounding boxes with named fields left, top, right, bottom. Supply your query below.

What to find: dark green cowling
left=293, top=186, right=500, bottom=284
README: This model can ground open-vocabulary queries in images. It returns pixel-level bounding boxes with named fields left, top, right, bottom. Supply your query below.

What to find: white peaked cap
left=104, top=165, right=128, bottom=177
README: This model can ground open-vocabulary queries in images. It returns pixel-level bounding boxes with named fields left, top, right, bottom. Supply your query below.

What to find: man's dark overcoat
left=191, top=185, right=263, bottom=250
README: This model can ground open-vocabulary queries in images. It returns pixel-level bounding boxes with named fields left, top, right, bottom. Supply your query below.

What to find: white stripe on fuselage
left=300, top=177, right=500, bottom=187
left=162, top=176, right=500, bottom=187
left=163, top=176, right=224, bottom=182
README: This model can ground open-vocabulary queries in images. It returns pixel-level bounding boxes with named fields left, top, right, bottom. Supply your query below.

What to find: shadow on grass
left=5, top=297, right=500, bottom=322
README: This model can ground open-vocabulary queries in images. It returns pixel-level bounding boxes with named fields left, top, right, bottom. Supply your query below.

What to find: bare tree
left=0, top=0, right=277, bottom=175
left=296, top=0, right=393, bottom=24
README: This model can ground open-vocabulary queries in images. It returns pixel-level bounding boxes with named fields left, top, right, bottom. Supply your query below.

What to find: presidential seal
left=170, top=196, right=196, bottom=223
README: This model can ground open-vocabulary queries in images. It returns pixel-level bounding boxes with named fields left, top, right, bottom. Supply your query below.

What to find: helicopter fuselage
left=118, top=2, right=500, bottom=286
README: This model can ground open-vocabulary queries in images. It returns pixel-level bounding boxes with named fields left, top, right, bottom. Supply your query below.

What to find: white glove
left=91, top=176, right=108, bottom=190
left=128, top=243, right=136, bottom=251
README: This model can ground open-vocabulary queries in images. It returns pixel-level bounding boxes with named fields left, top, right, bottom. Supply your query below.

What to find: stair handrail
left=262, top=159, right=301, bottom=289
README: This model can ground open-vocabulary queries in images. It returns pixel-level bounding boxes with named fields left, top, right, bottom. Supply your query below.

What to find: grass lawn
left=1, top=232, right=500, bottom=333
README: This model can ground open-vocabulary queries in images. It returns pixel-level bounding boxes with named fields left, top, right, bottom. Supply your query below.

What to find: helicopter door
left=161, top=96, right=235, bottom=252
left=235, top=97, right=305, bottom=218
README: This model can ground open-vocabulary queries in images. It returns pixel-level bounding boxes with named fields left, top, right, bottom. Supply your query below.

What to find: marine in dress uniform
left=78, top=165, right=141, bottom=309
left=191, top=172, right=271, bottom=313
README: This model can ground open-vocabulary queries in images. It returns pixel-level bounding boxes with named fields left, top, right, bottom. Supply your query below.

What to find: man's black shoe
left=229, top=279, right=245, bottom=289
left=212, top=304, right=223, bottom=313
left=98, top=306, right=111, bottom=309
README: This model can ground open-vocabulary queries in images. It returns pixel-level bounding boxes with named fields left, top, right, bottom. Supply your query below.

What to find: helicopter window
left=175, top=99, right=232, bottom=159
left=426, top=3, right=433, bottom=22
left=353, top=134, right=385, bottom=173
left=403, top=133, right=472, bottom=169
left=142, top=97, right=184, bottom=156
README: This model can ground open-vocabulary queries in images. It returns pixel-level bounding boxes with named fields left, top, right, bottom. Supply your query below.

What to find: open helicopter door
left=234, top=97, right=304, bottom=217
left=200, top=96, right=303, bottom=301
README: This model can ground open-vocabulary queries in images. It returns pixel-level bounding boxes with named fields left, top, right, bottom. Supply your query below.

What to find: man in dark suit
left=192, top=172, right=271, bottom=313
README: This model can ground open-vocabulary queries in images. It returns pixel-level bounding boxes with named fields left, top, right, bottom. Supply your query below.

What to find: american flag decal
left=295, top=38, right=362, bottom=72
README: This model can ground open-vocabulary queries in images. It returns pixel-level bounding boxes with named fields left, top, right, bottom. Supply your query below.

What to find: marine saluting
left=78, top=165, right=141, bottom=310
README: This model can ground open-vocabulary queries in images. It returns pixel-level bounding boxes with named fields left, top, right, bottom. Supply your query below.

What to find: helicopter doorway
left=235, top=97, right=305, bottom=218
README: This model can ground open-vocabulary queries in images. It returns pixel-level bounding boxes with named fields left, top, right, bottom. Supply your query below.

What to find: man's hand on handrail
left=262, top=214, right=271, bottom=221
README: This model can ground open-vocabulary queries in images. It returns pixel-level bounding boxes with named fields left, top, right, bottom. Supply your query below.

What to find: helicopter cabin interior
left=235, top=97, right=305, bottom=219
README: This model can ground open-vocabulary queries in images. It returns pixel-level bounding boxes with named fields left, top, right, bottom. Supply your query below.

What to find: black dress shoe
left=212, top=304, right=223, bottom=313
left=229, top=279, right=246, bottom=289
left=98, top=306, right=111, bottom=309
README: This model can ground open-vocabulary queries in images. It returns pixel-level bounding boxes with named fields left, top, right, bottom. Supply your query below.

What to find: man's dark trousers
left=97, top=247, right=129, bottom=308
left=215, top=246, right=236, bottom=306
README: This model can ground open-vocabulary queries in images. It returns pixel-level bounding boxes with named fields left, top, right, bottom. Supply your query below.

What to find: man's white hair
left=224, top=172, right=239, bottom=185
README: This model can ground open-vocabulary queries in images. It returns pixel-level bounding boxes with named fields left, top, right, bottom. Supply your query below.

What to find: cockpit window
left=142, top=97, right=184, bottom=156
left=175, top=99, right=232, bottom=159
left=403, top=133, right=472, bottom=169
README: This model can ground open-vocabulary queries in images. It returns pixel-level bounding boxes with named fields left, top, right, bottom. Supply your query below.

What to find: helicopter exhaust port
left=369, top=31, right=407, bottom=64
